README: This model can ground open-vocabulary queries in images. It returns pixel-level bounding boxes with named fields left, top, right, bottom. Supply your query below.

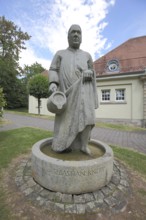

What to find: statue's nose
left=74, top=31, right=78, bottom=36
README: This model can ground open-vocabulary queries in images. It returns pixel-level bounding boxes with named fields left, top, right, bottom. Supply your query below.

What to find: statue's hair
left=68, top=24, right=82, bottom=35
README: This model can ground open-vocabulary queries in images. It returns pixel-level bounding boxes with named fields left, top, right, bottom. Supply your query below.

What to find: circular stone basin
left=31, top=138, right=113, bottom=194
left=41, top=142, right=104, bottom=161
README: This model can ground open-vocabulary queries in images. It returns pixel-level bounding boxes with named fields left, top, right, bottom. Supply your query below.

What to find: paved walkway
left=1, top=112, right=146, bottom=154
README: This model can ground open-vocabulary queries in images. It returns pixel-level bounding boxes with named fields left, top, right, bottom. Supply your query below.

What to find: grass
left=96, top=121, right=146, bottom=132
left=0, top=118, right=8, bottom=125
left=138, top=189, right=146, bottom=196
left=0, top=127, right=52, bottom=169
left=0, top=127, right=52, bottom=220
left=0, top=190, right=10, bottom=220
left=6, top=107, right=28, bottom=113
left=111, top=145, right=146, bottom=177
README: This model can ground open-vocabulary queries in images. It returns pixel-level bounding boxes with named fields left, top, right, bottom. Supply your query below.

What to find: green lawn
left=0, top=118, right=9, bottom=125
left=111, top=145, right=146, bottom=176
left=5, top=107, right=28, bottom=113
left=96, top=121, right=146, bottom=132
left=0, top=127, right=52, bottom=169
left=0, top=127, right=52, bottom=220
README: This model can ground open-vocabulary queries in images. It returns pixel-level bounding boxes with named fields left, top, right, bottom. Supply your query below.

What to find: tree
left=5, top=77, right=28, bottom=109
left=0, top=16, right=30, bottom=67
left=23, top=62, right=45, bottom=79
left=0, top=87, right=6, bottom=117
left=28, top=74, right=49, bottom=115
left=16, top=62, right=46, bottom=110
left=0, top=16, right=31, bottom=108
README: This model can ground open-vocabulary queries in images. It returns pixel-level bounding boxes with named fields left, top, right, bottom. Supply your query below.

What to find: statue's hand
left=83, top=70, right=93, bottom=82
left=49, top=83, right=58, bottom=94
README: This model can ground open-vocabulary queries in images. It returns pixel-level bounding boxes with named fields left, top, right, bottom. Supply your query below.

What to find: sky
left=0, top=0, right=146, bottom=70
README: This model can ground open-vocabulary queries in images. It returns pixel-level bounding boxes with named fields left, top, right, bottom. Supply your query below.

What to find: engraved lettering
left=46, top=166, right=106, bottom=176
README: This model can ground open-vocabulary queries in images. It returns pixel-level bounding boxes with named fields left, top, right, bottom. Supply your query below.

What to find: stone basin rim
left=32, top=138, right=113, bottom=166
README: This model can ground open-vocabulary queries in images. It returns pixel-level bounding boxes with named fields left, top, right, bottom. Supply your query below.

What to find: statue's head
left=68, top=24, right=82, bottom=49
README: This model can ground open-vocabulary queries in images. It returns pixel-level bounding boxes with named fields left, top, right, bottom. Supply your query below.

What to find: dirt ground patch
left=1, top=155, right=146, bottom=220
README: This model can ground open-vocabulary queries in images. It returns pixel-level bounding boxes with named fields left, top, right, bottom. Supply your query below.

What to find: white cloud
left=17, top=0, right=115, bottom=64
left=32, top=0, right=115, bottom=59
left=19, top=44, right=51, bottom=69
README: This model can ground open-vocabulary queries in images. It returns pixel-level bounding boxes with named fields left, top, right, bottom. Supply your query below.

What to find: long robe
left=49, top=47, right=98, bottom=152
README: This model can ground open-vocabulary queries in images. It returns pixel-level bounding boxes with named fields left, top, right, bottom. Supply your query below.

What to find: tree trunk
left=38, top=98, right=41, bottom=115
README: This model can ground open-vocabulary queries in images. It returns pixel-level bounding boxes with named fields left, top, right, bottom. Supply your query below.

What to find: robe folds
left=49, top=47, right=98, bottom=152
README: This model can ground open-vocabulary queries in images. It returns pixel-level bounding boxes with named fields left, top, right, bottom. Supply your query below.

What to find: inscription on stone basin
left=42, top=166, right=105, bottom=177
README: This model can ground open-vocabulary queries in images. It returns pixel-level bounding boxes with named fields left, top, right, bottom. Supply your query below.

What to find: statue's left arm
left=86, top=53, right=99, bottom=109
left=81, top=53, right=94, bottom=82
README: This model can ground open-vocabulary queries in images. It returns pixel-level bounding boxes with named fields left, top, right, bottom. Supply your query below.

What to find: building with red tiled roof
left=94, top=36, right=146, bottom=75
left=28, top=36, right=146, bottom=127
left=94, top=36, right=146, bottom=127
left=41, top=70, right=49, bottom=78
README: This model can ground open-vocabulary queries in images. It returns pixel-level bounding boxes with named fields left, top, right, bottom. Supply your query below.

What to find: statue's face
left=68, top=25, right=82, bottom=49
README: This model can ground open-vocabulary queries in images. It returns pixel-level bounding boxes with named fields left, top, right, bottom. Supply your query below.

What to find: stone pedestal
left=31, top=138, right=113, bottom=194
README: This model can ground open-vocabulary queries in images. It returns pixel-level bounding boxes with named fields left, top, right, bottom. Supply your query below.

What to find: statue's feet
left=62, top=148, right=72, bottom=153
left=81, top=146, right=91, bottom=156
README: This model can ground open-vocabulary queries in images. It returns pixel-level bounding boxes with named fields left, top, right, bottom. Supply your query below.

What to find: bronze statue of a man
left=49, top=24, right=98, bottom=155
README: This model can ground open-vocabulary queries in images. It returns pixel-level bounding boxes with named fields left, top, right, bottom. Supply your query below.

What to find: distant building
left=94, top=36, right=146, bottom=127
left=29, top=36, right=146, bottom=127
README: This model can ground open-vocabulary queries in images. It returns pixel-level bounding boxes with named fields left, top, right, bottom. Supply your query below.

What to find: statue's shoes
left=80, top=147, right=91, bottom=156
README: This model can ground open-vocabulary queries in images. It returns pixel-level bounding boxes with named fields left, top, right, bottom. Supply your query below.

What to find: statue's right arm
left=48, top=52, right=61, bottom=94
left=49, top=83, right=58, bottom=93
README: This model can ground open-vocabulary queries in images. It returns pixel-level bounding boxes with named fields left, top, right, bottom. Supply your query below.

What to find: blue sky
left=0, top=0, right=146, bottom=69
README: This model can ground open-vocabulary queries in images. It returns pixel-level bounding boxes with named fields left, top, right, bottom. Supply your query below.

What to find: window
left=116, top=89, right=125, bottom=101
left=106, top=59, right=120, bottom=73
left=101, top=90, right=110, bottom=101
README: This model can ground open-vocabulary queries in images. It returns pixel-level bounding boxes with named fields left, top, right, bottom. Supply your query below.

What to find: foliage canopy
left=0, top=16, right=31, bottom=108
left=23, top=62, right=45, bottom=80
left=28, top=74, right=49, bottom=114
